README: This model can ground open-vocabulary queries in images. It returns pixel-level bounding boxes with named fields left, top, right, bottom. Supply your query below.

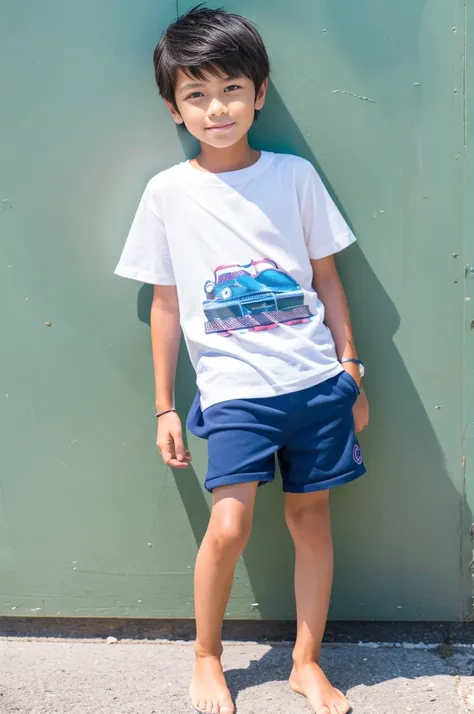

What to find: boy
left=116, top=6, right=369, bottom=714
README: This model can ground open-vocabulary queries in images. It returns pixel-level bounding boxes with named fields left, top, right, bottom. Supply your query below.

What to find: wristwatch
left=340, top=358, right=365, bottom=378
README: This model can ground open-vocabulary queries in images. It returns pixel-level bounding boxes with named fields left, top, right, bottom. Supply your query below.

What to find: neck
left=192, top=135, right=260, bottom=173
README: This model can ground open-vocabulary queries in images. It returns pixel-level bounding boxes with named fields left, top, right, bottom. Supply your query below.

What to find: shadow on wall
left=136, top=80, right=469, bottom=621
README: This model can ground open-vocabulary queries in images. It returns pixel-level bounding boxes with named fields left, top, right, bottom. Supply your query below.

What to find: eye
left=221, top=287, right=232, bottom=299
left=185, top=91, right=204, bottom=100
left=224, top=85, right=241, bottom=92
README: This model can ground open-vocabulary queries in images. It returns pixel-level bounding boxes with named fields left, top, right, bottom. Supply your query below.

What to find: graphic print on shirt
left=203, top=259, right=313, bottom=336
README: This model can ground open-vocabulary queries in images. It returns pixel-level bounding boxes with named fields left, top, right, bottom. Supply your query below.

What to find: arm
left=311, top=256, right=369, bottom=433
left=151, top=285, right=191, bottom=468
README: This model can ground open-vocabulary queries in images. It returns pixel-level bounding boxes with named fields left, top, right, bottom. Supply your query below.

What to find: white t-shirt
left=115, top=151, right=356, bottom=411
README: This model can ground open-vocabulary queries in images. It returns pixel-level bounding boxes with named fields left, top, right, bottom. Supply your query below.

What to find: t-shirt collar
left=180, top=151, right=273, bottom=187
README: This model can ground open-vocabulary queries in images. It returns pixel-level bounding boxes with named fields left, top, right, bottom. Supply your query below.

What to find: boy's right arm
left=151, top=285, right=191, bottom=469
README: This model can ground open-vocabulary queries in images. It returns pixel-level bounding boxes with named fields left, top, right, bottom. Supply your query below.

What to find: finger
left=353, top=409, right=360, bottom=432
left=167, top=459, right=190, bottom=468
left=159, top=446, right=191, bottom=467
left=360, top=409, right=369, bottom=431
left=160, top=450, right=173, bottom=465
left=173, top=433, right=187, bottom=463
left=354, top=404, right=368, bottom=431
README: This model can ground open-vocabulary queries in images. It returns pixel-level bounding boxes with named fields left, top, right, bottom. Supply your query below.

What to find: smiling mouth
left=206, top=122, right=235, bottom=132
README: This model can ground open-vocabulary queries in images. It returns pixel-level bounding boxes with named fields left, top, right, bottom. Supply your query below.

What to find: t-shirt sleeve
left=300, top=164, right=356, bottom=260
left=114, top=187, right=176, bottom=286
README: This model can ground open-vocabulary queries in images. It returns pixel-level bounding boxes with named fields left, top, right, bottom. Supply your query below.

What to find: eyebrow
left=178, top=76, right=237, bottom=94
left=179, top=82, right=205, bottom=93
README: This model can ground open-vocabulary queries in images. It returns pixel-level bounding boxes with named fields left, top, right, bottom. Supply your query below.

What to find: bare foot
left=289, top=662, right=352, bottom=714
left=190, top=654, right=234, bottom=714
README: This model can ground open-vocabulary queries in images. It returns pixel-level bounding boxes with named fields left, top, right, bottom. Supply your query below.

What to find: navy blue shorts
left=187, top=371, right=366, bottom=493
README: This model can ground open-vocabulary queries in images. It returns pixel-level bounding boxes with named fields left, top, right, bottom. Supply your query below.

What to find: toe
left=317, top=708, right=331, bottom=714
left=336, top=692, right=351, bottom=713
left=219, top=705, right=234, bottom=714
left=196, top=700, right=206, bottom=713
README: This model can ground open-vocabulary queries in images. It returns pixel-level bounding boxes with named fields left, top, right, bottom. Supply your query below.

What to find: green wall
left=0, top=0, right=472, bottom=621
left=464, top=0, right=474, bottom=618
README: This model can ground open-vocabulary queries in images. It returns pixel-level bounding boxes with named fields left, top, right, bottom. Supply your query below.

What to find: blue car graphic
left=203, top=259, right=313, bottom=335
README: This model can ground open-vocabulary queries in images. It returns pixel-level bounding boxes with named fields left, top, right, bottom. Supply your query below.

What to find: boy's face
left=166, top=69, right=268, bottom=148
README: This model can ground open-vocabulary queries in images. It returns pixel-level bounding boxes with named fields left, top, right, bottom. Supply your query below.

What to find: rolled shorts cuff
left=283, top=465, right=367, bottom=494
left=205, top=471, right=274, bottom=493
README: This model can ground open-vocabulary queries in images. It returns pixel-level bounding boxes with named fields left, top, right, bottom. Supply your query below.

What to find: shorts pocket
left=186, top=391, right=205, bottom=436
left=339, top=370, right=361, bottom=401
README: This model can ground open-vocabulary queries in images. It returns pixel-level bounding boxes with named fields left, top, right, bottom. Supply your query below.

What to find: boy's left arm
left=311, top=256, right=369, bottom=433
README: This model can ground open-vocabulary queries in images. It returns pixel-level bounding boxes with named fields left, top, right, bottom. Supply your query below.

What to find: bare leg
left=285, top=491, right=351, bottom=714
left=190, top=482, right=258, bottom=714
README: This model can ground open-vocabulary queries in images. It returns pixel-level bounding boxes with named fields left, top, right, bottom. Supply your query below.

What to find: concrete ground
left=1, top=638, right=473, bottom=714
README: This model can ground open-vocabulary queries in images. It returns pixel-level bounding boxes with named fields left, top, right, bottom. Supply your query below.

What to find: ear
left=255, top=78, right=269, bottom=111
left=165, top=100, right=184, bottom=125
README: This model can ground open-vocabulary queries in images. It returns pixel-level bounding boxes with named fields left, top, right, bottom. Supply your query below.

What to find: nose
left=207, top=97, right=229, bottom=117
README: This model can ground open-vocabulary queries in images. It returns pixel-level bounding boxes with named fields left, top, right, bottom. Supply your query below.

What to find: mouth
left=206, top=122, right=235, bottom=133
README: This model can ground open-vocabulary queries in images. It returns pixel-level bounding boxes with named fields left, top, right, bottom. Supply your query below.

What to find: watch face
left=359, top=363, right=365, bottom=378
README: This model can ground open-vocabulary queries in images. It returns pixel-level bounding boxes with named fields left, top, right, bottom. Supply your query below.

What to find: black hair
left=153, top=4, right=270, bottom=112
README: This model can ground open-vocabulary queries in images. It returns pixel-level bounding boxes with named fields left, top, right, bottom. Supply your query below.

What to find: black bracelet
left=155, top=408, right=177, bottom=419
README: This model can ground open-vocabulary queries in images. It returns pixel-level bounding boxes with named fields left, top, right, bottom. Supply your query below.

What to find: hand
left=340, top=363, right=369, bottom=434
left=156, top=411, right=192, bottom=468
left=353, top=385, right=369, bottom=433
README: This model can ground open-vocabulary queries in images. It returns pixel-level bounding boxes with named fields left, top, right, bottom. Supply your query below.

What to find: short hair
left=153, top=5, right=270, bottom=111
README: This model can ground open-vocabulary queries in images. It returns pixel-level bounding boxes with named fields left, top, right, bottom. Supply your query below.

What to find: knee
left=284, top=493, right=330, bottom=541
left=207, top=511, right=252, bottom=558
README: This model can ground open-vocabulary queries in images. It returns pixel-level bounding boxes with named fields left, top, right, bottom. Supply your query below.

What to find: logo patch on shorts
left=353, top=444, right=363, bottom=466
